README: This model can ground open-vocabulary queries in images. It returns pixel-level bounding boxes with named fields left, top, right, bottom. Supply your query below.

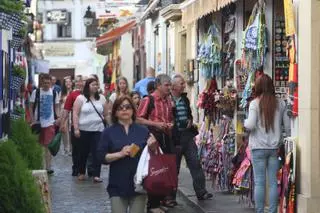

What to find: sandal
left=148, top=208, right=166, bottom=213
left=159, top=206, right=169, bottom=212
left=78, top=174, right=86, bottom=181
left=93, top=177, right=103, bottom=183
left=162, top=200, right=177, bottom=208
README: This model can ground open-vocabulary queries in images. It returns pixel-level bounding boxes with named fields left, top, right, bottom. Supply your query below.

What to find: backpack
left=32, top=88, right=57, bottom=121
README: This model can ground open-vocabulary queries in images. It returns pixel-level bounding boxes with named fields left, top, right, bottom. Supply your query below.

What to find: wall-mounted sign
left=33, top=59, right=50, bottom=74
left=46, top=10, right=69, bottom=24
left=96, top=2, right=138, bottom=19
left=37, top=43, right=75, bottom=57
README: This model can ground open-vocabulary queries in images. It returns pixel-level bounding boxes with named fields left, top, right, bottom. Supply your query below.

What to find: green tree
left=0, top=140, right=45, bottom=213
left=10, top=119, right=43, bottom=170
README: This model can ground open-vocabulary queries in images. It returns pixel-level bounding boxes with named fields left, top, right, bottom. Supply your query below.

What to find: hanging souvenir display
left=222, top=3, right=237, bottom=79
left=275, top=0, right=298, bottom=117
left=222, top=39, right=236, bottom=79
left=197, top=78, right=219, bottom=122
left=197, top=24, right=222, bottom=79
left=240, top=0, right=268, bottom=108
left=231, top=139, right=255, bottom=207
left=274, top=16, right=289, bottom=100
left=195, top=115, right=235, bottom=192
left=287, top=43, right=298, bottom=117
left=286, top=39, right=298, bottom=117
left=283, top=0, right=296, bottom=37
left=278, top=137, right=297, bottom=213
left=216, top=80, right=237, bottom=118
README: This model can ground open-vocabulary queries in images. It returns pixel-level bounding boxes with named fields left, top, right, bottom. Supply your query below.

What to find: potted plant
left=0, top=0, right=25, bottom=30
left=11, top=26, right=26, bottom=48
left=10, top=64, right=26, bottom=90
left=10, top=35, right=24, bottom=48
left=10, top=105, right=25, bottom=120
left=10, top=118, right=43, bottom=170
left=0, top=139, right=45, bottom=213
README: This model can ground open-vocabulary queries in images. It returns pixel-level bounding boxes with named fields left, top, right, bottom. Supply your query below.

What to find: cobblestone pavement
left=50, top=151, right=198, bottom=213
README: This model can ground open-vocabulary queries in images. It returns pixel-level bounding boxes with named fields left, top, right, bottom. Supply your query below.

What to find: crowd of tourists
left=29, top=67, right=289, bottom=213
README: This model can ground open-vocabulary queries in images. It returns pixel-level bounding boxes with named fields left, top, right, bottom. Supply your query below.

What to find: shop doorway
left=49, top=69, right=75, bottom=86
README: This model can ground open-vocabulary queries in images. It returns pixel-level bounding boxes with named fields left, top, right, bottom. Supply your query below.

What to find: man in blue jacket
left=134, top=67, right=155, bottom=97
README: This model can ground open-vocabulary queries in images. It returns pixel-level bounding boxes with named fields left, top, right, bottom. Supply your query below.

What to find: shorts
left=39, top=125, right=56, bottom=146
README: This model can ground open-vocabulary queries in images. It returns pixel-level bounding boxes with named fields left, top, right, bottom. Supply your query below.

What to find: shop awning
left=96, top=21, right=136, bottom=47
left=180, top=0, right=236, bottom=25
left=139, top=0, right=160, bottom=22
left=217, top=0, right=237, bottom=10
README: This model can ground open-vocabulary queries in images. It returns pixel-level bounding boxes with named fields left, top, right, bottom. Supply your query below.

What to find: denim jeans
left=251, top=149, right=279, bottom=213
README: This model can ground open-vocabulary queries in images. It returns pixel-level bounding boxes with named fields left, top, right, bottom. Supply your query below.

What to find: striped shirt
left=173, top=96, right=189, bottom=129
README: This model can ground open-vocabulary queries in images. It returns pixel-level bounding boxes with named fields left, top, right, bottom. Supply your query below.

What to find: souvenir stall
left=195, top=0, right=298, bottom=211
left=195, top=7, right=238, bottom=193
left=233, top=0, right=298, bottom=211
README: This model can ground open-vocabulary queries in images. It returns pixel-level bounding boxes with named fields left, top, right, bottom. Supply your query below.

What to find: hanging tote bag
left=48, top=132, right=62, bottom=156
left=143, top=147, right=178, bottom=196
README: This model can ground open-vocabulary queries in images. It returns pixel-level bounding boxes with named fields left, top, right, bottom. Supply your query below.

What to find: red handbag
left=143, top=148, right=178, bottom=196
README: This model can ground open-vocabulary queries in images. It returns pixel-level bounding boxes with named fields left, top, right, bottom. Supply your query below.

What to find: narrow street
left=49, top=151, right=199, bottom=213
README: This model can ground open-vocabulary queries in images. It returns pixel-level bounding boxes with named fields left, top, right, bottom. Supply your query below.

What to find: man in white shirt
left=30, top=73, right=60, bottom=174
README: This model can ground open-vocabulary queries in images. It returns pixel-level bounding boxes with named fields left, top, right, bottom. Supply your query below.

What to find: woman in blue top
left=97, top=95, right=157, bottom=213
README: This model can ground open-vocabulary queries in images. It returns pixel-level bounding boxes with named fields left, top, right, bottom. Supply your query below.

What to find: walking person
left=30, top=74, right=60, bottom=174
left=147, top=81, right=156, bottom=95
left=51, top=76, right=61, bottom=95
left=134, top=67, right=156, bottom=97
left=97, top=96, right=157, bottom=213
left=137, top=74, right=175, bottom=213
left=60, top=75, right=84, bottom=176
left=171, top=74, right=213, bottom=203
left=89, top=74, right=104, bottom=94
left=244, top=74, right=290, bottom=213
left=60, top=76, right=73, bottom=155
left=130, top=91, right=141, bottom=109
left=109, top=76, right=130, bottom=104
left=73, top=78, right=109, bottom=182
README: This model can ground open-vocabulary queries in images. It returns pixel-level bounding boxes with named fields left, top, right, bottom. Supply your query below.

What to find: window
left=57, top=12, right=72, bottom=38
left=86, top=12, right=100, bottom=37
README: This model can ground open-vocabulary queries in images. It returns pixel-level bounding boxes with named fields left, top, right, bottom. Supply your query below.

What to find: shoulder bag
left=89, top=99, right=107, bottom=128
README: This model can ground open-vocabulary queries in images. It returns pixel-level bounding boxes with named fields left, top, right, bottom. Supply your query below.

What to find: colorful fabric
left=240, top=1, right=268, bottom=108
left=232, top=147, right=251, bottom=187
left=197, top=24, right=222, bottom=79
left=284, top=0, right=296, bottom=36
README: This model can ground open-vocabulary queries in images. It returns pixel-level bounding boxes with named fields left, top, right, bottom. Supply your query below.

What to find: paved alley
left=49, top=151, right=199, bottom=213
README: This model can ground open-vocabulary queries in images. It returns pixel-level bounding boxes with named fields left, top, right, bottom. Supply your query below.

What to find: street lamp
left=84, top=6, right=94, bottom=26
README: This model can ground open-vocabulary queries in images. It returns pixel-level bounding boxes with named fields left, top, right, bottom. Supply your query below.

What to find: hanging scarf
left=197, top=24, right=222, bottom=79
left=240, top=1, right=268, bottom=108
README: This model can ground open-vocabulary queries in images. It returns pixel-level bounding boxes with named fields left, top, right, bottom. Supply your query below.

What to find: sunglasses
left=117, top=104, right=133, bottom=111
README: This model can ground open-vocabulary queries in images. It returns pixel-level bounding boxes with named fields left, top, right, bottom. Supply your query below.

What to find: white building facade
left=36, top=0, right=105, bottom=84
